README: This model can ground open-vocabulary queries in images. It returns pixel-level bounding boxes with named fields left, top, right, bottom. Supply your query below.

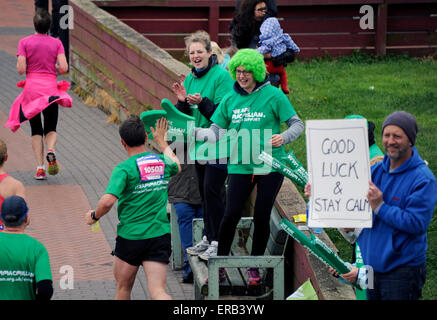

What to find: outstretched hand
left=150, top=117, right=182, bottom=174
left=179, top=74, right=186, bottom=83
left=150, top=117, right=169, bottom=147
left=172, top=78, right=187, bottom=102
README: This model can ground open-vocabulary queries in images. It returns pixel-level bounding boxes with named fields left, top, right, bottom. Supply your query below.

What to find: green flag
left=259, top=151, right=308, bottom=188
left=279, top=218, right=350, bottom=274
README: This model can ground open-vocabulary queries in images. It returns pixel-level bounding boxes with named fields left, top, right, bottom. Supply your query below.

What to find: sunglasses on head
left=256, top=7, right=267, bottom=12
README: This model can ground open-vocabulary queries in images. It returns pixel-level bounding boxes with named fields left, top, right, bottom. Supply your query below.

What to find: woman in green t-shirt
left=195, top=49, right=304, bottom=285
left=171, top=31, right=234, bottom=261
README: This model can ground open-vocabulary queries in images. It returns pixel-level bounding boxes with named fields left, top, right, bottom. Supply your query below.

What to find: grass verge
left=284, top=53, right=437, bottom=299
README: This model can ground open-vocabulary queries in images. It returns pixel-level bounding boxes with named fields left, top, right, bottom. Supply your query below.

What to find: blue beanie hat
left=1, top=195, right=29, bottom=225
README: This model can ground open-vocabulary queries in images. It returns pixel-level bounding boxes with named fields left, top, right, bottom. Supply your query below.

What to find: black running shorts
left=112, top=233, right=171, bottom=267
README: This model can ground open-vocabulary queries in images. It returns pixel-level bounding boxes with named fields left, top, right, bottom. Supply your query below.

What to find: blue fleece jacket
left=357, top=147, right=437, bottom=273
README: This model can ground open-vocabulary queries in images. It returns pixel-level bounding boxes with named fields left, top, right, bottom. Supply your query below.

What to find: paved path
left=0, top=0, right=193, bottom=300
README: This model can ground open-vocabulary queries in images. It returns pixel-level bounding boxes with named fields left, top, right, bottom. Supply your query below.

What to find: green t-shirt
left=0, top=233, right=52, bottom=300
left=184, top=64, right=234, bottom=128
left=184, top=64, right=234, bottom=158
left=211, top=84, right=296, bottom=174
left=105, top=152, right=179, bottom=240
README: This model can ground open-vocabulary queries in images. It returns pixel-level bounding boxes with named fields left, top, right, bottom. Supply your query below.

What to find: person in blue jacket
left=336, top=111, right=437, bottom=300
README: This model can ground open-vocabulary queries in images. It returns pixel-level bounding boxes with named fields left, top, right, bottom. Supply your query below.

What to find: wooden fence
left=96, top=0, right=437, bottom=59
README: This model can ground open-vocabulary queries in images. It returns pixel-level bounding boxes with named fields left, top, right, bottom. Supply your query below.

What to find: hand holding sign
left=306, top=119, right=372, bottom=228
left=367, top=181, right=383, bottom=211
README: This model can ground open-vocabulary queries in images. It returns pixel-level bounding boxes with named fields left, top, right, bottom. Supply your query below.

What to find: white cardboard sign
left=306, top=119, right=372, bottom=228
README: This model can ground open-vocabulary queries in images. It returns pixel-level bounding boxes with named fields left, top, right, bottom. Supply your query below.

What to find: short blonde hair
left=210, top=41, right=224, bottom=64
left=184, top=30, right=211, bottom=54
left=0, top=139, right=7, bottom=166
left=223, top=46, right=238, bottom=58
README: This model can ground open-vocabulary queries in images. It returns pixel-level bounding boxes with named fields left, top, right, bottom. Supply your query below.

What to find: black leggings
left=217, top=172, right=284, bottom=256
left=29, top=102, right=59, bottom=136
left=195, top=163, right=227, bottom=242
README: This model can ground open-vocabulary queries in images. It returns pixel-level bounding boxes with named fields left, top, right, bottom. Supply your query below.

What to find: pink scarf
left=5, top=72, right=73, bottom=132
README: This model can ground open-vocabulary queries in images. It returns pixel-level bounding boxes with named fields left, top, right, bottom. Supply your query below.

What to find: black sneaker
left=182, top=271, right=193, bottom=284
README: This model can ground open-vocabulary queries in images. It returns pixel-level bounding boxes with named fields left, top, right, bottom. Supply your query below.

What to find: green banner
left=279, top=218, right=350, bottom=274
left=258, top=151, right=308, bottom=187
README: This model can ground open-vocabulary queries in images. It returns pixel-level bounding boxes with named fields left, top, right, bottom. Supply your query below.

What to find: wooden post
left=376, top=3, right=388, bottom=56
left=169, top=203, right=184, bottom=270
left=209, top=4, right=219, bottom=42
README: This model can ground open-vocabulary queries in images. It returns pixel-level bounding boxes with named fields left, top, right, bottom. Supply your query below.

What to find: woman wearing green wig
left=195, top=48, right=304, bottom=285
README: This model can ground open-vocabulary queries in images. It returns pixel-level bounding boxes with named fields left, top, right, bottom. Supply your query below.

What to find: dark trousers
left=367, top=264, right=426, bottom=300
left=195, top=163, right=227, bottom=242
left=217, top=172, right=284, bottom=256
left=173, top=202, right=203, bottom=262
left=29, top=102, right=59, bottom=136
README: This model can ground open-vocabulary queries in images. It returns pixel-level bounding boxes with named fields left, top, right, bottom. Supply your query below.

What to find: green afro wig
left=228, top=49, right=266, bottom=83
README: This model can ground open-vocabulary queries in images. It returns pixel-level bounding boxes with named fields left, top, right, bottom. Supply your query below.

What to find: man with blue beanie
left=338, top=111, right=437, bottom=299
left=0, top=196, right=53, bottom=300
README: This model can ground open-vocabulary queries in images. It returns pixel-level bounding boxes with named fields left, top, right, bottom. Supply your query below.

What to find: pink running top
left=17, top=34, right=64, bottom=75
left=0, top=173, right=10, bottom=232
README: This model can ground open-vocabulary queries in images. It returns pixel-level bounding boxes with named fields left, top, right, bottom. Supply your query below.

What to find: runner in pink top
left=6, top=8, right=72, bottom=180
left=17, top=33, right=63, bottom=75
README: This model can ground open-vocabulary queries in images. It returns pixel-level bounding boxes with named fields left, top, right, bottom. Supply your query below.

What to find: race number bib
left=136, top=154, right=165, bottom=182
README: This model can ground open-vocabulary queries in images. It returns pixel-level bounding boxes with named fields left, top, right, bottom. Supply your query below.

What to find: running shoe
left=199, top=241, right=218, bottom=261
left=186, top=236, right=209, bottom=256
left=46, top=151, right=59, bottom=175
left=206, top=267, right=227, bottom=283
left=34, top=168, right=47, bottom=180
left=246, top=267, right=262, bottom=286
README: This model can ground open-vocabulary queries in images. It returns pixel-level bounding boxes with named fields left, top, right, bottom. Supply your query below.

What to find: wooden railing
left=95, top=0, right=437, bottom=59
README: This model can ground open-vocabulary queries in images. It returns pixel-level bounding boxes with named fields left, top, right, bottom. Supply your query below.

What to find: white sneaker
left=186, top=236, right=209, bottom=256
left=199, top=241, right=218, bottom=261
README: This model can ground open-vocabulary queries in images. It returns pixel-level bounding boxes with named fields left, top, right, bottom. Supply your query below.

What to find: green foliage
left=284, top=54, right=437, bottom=300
